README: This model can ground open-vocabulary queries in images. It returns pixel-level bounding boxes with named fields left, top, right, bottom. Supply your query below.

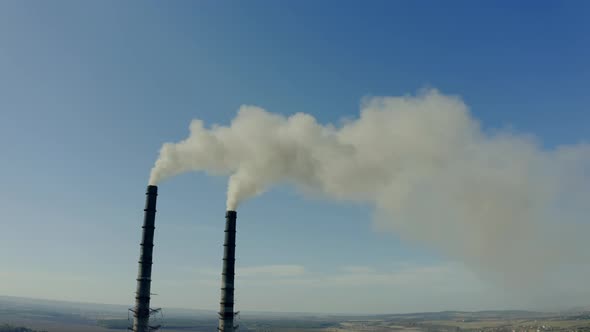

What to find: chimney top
left=146, top=185, right=158, bottom=194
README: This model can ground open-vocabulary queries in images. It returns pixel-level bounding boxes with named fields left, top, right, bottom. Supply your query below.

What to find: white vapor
left=149, top=89, right=590, bottom=285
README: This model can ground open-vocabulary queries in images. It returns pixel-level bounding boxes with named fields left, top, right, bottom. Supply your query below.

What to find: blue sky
left=0, top=1, right=589, bottom=313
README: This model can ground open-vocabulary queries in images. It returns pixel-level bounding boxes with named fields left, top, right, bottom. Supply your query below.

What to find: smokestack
left=219, top=210, right=238, bottom=332
left=132, top=185, right=158, bottom=332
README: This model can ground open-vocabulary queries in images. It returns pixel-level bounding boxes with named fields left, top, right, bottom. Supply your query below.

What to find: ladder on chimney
left=217, top=311, right=240, bottom=331
left=127, top=307, right=163, bottom=332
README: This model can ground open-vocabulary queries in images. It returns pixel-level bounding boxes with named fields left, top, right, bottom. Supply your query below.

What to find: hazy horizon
left=0, top=294, right=579, bottom=316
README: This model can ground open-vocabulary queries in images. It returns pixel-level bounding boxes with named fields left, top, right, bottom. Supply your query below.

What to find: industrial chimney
left=218, top=210, right=238, bottom=332
left=132, top=185, right=158, bottom=332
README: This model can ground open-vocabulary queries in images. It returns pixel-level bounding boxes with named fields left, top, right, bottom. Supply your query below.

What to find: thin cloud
left=238, top=264, right=306, bottom=278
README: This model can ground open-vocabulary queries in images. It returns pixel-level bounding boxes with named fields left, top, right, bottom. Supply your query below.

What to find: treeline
left=0, top=324, right=47, bottom=332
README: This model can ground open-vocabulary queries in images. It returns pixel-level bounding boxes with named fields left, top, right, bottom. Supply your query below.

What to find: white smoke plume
left=150, top=89, right=590, bottom=284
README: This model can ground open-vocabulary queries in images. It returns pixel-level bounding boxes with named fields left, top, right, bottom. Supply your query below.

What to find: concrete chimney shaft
left=218, top=210, right=237, bottom=332
left=133, top=185, right=158, bottom=332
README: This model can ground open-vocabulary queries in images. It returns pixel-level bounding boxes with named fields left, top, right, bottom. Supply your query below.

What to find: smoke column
left=149, top=89, right=590, bottom=284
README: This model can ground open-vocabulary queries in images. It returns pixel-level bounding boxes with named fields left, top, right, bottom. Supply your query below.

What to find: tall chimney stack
left=132, top=185, right=158, bottom=332
left=219, top=210, right=238, bottom=332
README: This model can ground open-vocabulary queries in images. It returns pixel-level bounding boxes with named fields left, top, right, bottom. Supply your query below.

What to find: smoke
left=149, top=89, right=590, bottom=284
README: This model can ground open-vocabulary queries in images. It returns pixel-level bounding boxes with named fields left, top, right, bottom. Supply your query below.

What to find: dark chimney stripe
left=132, top=185, right=158, bottom=332
left=218, top=210, right=237, bottom=332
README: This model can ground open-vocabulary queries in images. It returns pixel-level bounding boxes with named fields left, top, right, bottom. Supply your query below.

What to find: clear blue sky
left=0, top=1, right=588, bottom=313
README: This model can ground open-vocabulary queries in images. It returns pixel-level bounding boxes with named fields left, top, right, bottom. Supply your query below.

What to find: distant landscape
left=2, top=296, right=590, bottom=332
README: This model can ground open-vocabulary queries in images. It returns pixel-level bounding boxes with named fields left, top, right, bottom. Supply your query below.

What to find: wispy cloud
left=340, top=265, right=376, bottom=274
left=238, top=264, right=306, bottom=277
left=192, top=263, right=477, bottom=288
left=191, top=264, right=306, bottom=278
left=170, top=263, right=590, bottom=313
